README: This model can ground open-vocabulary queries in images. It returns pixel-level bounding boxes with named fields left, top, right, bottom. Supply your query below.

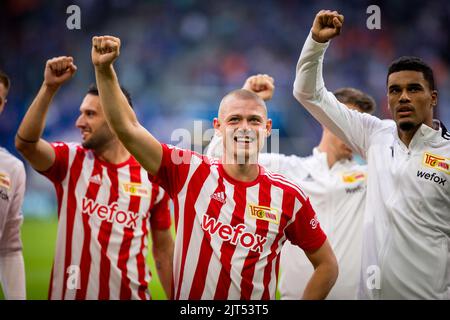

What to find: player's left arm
left=302, top=239, right=338, bottom=300
left=151, top=227, right=174, bottom=299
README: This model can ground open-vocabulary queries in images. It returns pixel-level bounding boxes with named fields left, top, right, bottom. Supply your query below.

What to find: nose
left=399, top=89, right=411, bottom=103
left=75, top=114, right=85, bottom=128
left=240, top=119, right=250, bottom=131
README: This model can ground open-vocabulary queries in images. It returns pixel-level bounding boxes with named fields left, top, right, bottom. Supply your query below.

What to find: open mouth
left=234, top=136, right=255, bottom=144
left=397, top=106, right=414, bottom=117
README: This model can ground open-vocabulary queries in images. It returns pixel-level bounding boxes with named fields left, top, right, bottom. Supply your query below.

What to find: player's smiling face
left=214, top=96, right=272, bottom=164
left=75, top=94, right=115, bottom=150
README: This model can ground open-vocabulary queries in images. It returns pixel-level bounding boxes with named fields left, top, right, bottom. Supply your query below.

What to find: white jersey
left=40, top=142, right=171, bottom=300
left=0, top=147, right=26, bottom=300
left=0, top=147, right=25, bottom=254
left=259, top=150, right=366, bottom=299
left=294, top=33, right=450, bottom=299
left=150, top=143, right=327, bottom=300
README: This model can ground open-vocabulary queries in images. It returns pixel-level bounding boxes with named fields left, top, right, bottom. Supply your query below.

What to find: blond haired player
left=207, top=74, right=376, bottom=299
left=91, top=35, right=338, bottom=299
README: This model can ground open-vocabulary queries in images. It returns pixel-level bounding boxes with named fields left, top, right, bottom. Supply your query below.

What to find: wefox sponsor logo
left=416, top=171, right=446, bottom=186
left=201, top=214, right=267, bottom=253
left=81, top=197, right=140, bottom=228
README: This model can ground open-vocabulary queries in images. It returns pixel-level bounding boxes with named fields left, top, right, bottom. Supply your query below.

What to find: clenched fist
left=44, top=56, right=77, bottom=89
left=311, top=10, right=344, bottom=43
left=242, top=74, right=275, bottom=101
left=92, top=35, right=121, bottom=70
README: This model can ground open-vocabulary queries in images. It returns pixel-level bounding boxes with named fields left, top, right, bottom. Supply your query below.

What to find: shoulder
left=163, top=143, right=216, bottom=165
left=0, top=147, right=25, bottom=174
left=262, top=169, right=309, bottom=201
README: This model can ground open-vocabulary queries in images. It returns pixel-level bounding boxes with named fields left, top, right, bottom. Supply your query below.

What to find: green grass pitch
left=0, top=218, right=167, bottom=300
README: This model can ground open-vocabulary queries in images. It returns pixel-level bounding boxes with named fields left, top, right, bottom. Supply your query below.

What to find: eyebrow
left=388, top=82, right=424, bottom=89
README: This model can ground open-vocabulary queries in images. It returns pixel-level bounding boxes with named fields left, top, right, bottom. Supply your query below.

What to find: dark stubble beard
left=82, top=123, right=114, bottom=150
left=398, top=121, right=416, bottom=131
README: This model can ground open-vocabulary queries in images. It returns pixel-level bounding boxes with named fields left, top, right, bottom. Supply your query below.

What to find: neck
left=222, top=162, right=259, bottom=182
left=94, top=139, right=130, bottom=164
left=317, top=140, right=339, bottom=169
left=398, top=119, right=435, bottom=147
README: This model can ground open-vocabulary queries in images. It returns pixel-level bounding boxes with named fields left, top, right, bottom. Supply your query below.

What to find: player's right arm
left=15, top=56, right=77, bottom=171
left=92, top=36, right=162, bottom=176
left=293, top=10, right=382, bottom=158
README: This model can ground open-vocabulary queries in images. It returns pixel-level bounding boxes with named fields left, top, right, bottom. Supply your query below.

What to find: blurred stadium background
left=0, top=0, right=449, bottom=299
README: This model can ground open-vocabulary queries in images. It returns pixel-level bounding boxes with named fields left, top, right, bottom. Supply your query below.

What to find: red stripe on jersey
left=118, top=164, right=142, bottom=300
left=188, top=176, right=226, bottom=299
left=135, top=182, right=159, bottom=300
left=261, top=190, right=295, bottom=299
left=240, top=180, right=271, bottom=300
left=61, top=148, right=85, bottom=299
left=213, top=184, right=247, bottom=299
left=265, top=171, right=308, bottom=200
left=97, top=166, right=119, bottom=299
left=175, top=162, right=211, bottom=300
left=76, top=158, right=103, bottom=300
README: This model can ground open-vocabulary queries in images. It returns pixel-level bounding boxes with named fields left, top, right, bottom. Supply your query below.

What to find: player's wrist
left=42, top=82, right=61, bottom=94
left=94, top=63, right=115, bottom=75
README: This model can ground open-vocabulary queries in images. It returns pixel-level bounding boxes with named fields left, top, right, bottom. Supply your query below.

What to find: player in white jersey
left=294, top=10, right=450, bottom=299
left=0, top=70, right=26, bottom=299
left=207, top=74, right=377, bottom=299
left=15, top=57, right=174, bottom=300
left=91, top=35, right=338, bottom=299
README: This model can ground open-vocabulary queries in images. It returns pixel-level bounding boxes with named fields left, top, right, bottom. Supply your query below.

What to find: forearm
left=302, top=262, right=337, bottom=300
left=293, top=32, right=329, bottom=101
left=154, top=248, right=173, bottom=299
left=0, top=251, right=26, bottom=300
left=15, top=84, right=56, bottom=170
left=94, top=65, right=138, bottom=138
left=16, top=83, right=57, bottom=143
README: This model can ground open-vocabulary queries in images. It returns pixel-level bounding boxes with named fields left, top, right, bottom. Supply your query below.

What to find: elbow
left=293, top=81, right=315, bottom=105
left=328, top=254, right=339, bottom=286
left=15, top=136, right=35, bottom=157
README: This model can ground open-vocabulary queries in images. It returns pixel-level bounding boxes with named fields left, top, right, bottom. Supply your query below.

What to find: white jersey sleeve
left=293, top=32, right=384, bottom=159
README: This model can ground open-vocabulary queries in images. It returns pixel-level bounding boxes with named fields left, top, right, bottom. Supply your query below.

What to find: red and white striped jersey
left=150, top=144, right=326, bottom=300
left=39, top=142, right=171, bottom=300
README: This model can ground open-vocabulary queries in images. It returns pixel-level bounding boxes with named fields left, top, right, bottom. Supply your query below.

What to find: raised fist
left=242, top=74, right=275, bottom=101
left=311, top=10, right=344, bottom=43
left=92, top=35, right=121, bottom=69
left=43, top=56, right=77, bottom=89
